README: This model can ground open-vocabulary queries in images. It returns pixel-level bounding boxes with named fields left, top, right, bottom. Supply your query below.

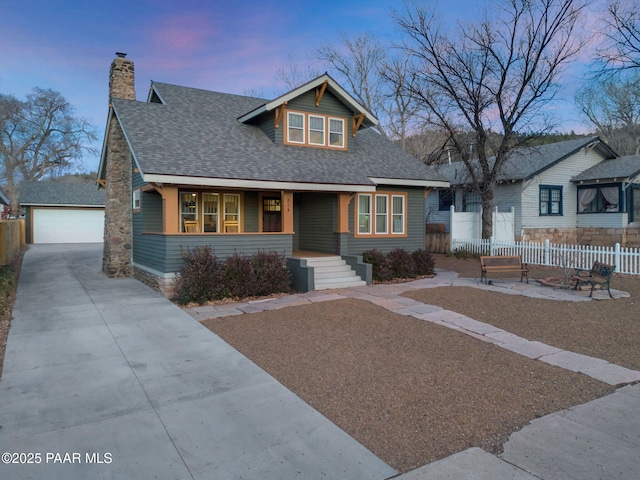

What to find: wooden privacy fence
left=0, top=219, right=26, bottom=265
left=451, top=237, right=640, bottom=275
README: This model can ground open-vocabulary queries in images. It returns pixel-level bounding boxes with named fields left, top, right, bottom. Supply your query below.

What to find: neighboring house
left=426, top=137, right=640, bottom=246
left=98, top=53, right=448, bottom=294
left=19, top=181, right=105, bottom=244
left=0, top=188, right=9, bottom=219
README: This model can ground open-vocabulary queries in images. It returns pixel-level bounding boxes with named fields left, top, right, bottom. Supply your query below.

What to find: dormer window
left=329, top=118, right=344, bottom=147
left=309, top=115, right=325, bottom=146
left=287, top=112, right=304, bottom=144
left=284, top=110, right=347, bottom=150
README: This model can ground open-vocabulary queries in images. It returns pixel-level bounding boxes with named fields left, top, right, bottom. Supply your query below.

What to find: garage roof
left=19, top=181, right=105, bottom=207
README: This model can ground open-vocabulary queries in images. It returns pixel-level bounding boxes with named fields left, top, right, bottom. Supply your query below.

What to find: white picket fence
left=451, top=237, right=640, bottom=275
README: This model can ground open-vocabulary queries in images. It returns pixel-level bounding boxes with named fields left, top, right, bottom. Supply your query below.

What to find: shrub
left=362, top=249, right=393, bottom=282
left=411, top=249, right=435, bottom=276
left=224, top=254, right=255, bottom=299
left=250, top=251, right=292, bottom=297
left=173, top=246, right=225, bottom=305
left=387, top=248, right=416, bottom=279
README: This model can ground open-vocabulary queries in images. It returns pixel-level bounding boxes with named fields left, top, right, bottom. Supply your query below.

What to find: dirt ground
left=203, top=254, right=637, bottom=473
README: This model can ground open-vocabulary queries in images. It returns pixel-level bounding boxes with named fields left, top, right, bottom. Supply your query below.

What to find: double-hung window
left=392, top=195, right=405, bottom=234
left=180, top=192, right=198, bottom=230
left=287, top=112, right=304, bottom=144
left=357, top=192, right=406, bottom=236
left=375, top=195, right=388, bottom=234
left=132, top=189, right=141, bottom=211
left=284, top=111, right=347, bottom=149
left=203, top=193, right=219, bottom=232
left=308, top=115, right=325, bottom=146
left=358, top=194, right=372, bottom=234
left=328, top=118, right=344, bottom=148
left=539, top=185, right=563, bottom=216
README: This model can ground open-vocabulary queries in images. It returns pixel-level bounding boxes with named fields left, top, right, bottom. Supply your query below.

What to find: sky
left=1, top=0, right=603, bottom=173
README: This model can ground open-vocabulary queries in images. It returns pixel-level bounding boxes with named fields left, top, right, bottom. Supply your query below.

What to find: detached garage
left=20, top=181, right=105, bottom=244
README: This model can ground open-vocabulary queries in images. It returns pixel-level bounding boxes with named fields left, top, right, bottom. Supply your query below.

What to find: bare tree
left=596, top=0, right=640, bottom=73
left=576, top=74, right=640, bottom=154
left=0, top=88, right=96, bottom=215
left=394, top=0, right=587, bottom=238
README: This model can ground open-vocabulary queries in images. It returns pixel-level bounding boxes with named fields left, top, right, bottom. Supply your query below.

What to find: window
left=375, top=195, right=388, bottom=234
left=284, top=110, right=347, bottom=149
left=463, top=192, right=482, bottom=212
left=287, top=112, right=304, bottom=144
left=358, top=194, right=371, bottom=234
left=438, top=189, right=454, bottom=211
left=223, top=194, right=241, bottom=232
left=357, top=192, right=407, bottom=237
left=329, top=118, right=344, bottom=148
left=309, top=115, right=325, bottom=145
left=180, top=192, right=198, bottom=230
left=539, top=185, right=562, bottom=216
left=202, top=193, right=219, bottom=232
left=577, top=185, right=621, bottom=213
left=132, top=189, right=140, bottom=211
left=392, top=195, right=405, bottom=234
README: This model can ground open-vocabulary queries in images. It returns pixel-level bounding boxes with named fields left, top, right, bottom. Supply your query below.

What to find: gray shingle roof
left=571, top=154, right=640, bottom=182
left=19, top=181, right=105, bottom=206
left=435, top=137, right=617, bottom=186
left=112, top=82, right=448, bottom=187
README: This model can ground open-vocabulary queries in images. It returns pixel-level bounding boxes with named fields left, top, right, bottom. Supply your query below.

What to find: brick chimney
left=103, top=52, right=134, bottom=277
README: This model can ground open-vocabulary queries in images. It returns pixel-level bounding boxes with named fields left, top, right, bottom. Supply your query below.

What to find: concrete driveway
left=0, top=244, right=395, bottom=480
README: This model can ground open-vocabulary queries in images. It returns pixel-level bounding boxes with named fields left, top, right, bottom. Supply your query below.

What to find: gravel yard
left=202, top=253, right=637, bottom=473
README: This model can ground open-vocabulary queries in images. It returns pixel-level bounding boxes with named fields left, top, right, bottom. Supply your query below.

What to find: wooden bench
left=571, top=261, right=615, bottom=298
left=480, top=255, right=529, bottom=284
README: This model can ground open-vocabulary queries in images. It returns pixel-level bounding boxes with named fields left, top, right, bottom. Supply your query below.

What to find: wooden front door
left=263, top=197, right=282, bottom=232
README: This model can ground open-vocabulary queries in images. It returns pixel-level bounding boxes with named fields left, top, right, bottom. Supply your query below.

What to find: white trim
left=328, top=116, right=345, bottom=148
left=308, top=114, right=325, bottom=146
left=238, top=74, right=378, bottom=126
left=368, top=177, right=450, bottom=188
left=287, top=111, right=305, bottom=144
left=142, top=174, right=376, bottom=192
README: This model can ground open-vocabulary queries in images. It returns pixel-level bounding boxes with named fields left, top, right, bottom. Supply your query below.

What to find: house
left=19, top=181, right=105, bottom=244
left=0, top=188, right=9, bottom=219
left=426, top=137, right=640, bottom=246
left=98, top=53, right=448, bottom=294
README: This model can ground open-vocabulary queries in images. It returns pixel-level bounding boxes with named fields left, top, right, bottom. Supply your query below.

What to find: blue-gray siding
left=345, top=186, right=426, bottom=254
left=135, top=233, right=293, bottom=273
left=294, top=193, right=338, bottom=253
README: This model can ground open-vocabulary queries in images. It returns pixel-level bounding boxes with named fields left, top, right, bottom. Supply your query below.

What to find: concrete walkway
left=0, top=244, right=395, bottom=480
left=1, top=244, right=639, bottom=480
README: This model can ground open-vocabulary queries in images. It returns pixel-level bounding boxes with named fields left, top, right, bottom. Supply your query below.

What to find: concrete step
left=313, top=266, right=358, bottom=279
left=304, top=257, right=346, bottom=268
left=315, top=279, right=367, bottom=290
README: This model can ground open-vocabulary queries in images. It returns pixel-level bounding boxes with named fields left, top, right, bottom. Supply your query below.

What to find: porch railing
left=451, top=237, right=640, bottom=275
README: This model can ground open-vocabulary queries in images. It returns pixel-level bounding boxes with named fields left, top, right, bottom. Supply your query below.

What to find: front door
left=262, top=197, right=282, bottom=232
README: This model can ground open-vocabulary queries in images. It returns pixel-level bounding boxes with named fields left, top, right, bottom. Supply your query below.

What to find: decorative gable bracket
left=274, top=101, right=288, bottom=129
left=315, top=80, right=328, bottom=107
left=352, top=114, right=366, bottom=137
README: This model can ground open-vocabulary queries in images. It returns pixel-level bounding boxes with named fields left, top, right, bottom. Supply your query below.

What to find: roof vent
left=115, top=52, right=127, bottom=58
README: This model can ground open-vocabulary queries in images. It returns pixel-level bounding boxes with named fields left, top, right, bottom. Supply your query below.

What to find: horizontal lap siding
left=347, top=187, right=426, bottom=254
left=164, top=234, right=293, bottom=272
left=296, top=193, right=337, bottom=253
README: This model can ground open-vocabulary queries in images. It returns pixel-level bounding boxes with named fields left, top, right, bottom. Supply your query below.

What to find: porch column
left=160, top=186, right=179, bottom=234
left=282, top=191, right=294, bottom=233
left=337, top=193, right=352, bottom=233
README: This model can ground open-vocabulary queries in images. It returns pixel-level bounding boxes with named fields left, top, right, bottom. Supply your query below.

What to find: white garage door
left=33, top=208, right=104, bottom=244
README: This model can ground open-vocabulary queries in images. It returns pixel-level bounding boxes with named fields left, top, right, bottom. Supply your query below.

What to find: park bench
left=571, top=261, right=615, bottom=298
left=480, top=255, right=528, bottom=284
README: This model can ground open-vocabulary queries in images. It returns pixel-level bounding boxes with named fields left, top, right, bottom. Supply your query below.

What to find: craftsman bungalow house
left=427, top=137, right=640, bottom=246
left=98, top=54, right=448, bottom=294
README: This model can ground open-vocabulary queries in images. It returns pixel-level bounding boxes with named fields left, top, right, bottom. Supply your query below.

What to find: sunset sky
left=1, top=0, right=603, bottom=172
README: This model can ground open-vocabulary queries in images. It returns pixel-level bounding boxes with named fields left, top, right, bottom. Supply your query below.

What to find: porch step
left=303, top=256, right=367, bottom=290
